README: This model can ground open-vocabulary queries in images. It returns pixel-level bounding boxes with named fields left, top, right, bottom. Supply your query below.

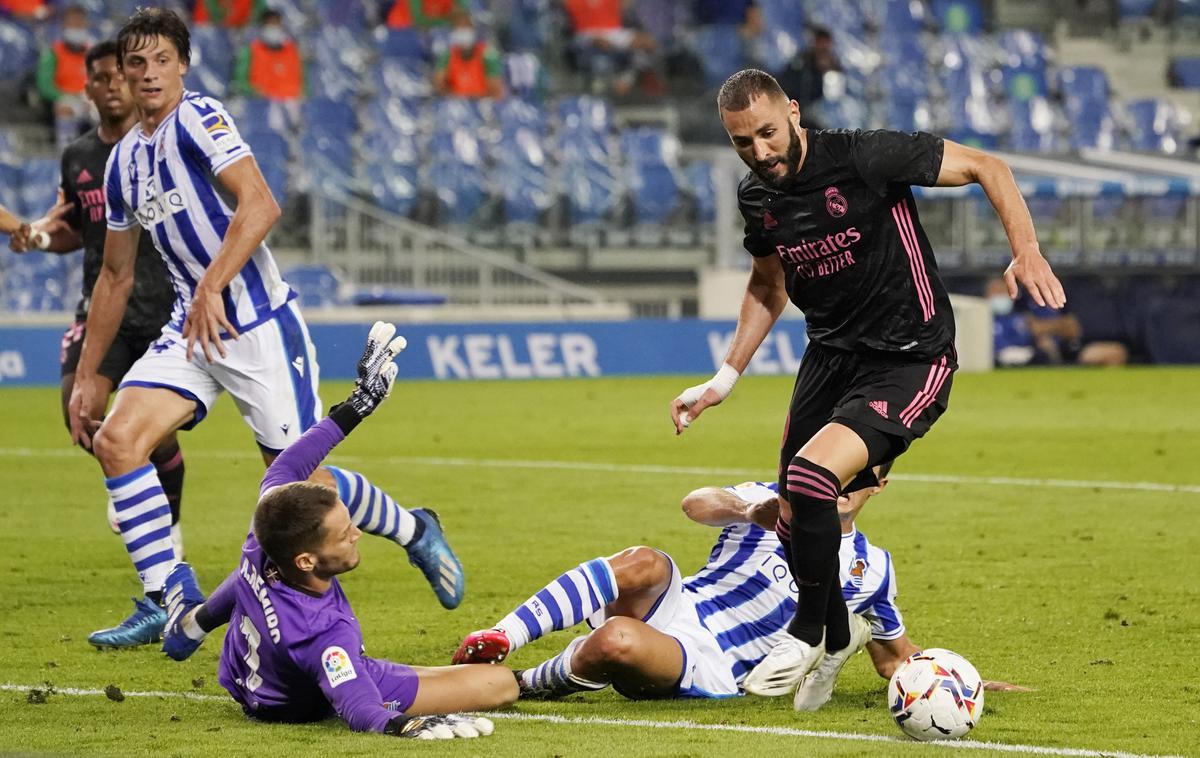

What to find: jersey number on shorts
left=239, top=616, right=265, bottom=693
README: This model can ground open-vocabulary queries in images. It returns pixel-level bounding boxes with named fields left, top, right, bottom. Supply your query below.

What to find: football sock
left=822, top=563, right=851, bottom=652
left=774, top=515, right=795, bottom=575
left=497, top=557, right=618, bottom=651
left=784, top=457, right=843, bottom=647
left=107, top=464, right=176, bottom=595
left=324, top=466, right=418, bottom=546
left=151, top=443, right=185, bottom=525
left=519, top=637, right=608, bottom=697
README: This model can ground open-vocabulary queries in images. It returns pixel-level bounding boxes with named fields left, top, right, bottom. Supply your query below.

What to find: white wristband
left=709, top=362, right=741, bottom=400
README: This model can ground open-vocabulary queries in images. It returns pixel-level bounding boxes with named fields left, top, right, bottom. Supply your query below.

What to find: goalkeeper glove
left=387, top=714, right=495, bottom=739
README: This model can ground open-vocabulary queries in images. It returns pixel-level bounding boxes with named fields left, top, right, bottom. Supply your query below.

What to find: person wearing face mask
left=37, top=5, right=94, bottom=149
left=986, top=277, right=1128, bottom=367
left=233, top=9, right=304, bottom=103
left=432, top=10, right=504, bottom=99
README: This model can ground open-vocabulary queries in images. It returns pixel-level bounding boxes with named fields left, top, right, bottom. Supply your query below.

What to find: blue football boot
left=162, top=562, right=207, bottom=661
left=88, top=596, right=167, bottom=649
left=405, top=509, right=465, bottom=609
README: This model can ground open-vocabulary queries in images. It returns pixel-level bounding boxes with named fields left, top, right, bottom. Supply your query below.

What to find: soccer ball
left=887, top=648, right=984, bottom=741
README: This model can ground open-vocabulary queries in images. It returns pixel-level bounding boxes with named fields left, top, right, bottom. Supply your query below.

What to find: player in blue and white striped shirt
left=451, top=466, right=923, bottom=702
left=68, top=8, right=463, bottom=650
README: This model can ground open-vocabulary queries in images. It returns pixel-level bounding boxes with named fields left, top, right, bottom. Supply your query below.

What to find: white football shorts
left=119, top=300, right=322, bottom=452
left=588, top=552, right=740, bottom=699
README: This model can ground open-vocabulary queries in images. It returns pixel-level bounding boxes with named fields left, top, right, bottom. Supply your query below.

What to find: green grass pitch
left=1, top=367, right=1198, bottom=757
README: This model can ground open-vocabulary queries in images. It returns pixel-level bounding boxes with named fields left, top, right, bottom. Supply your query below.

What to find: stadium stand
left=0, top=0, right=1196, bottom=360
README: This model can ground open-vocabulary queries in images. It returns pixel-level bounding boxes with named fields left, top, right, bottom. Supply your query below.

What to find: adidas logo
left=76, top=168, right=93, bottom=184
left=292, top=356, right=304, bottom=376
left=868, top=400, right=889, bottom=419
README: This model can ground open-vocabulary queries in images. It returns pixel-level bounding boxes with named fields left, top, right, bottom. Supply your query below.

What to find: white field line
left=2, top=445, right=1199, bottom=495
left=0, top=683, right=1186, bottom=758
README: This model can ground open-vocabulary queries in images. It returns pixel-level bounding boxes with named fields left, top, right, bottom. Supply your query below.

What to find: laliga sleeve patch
left=321, top=646, right=358, bottom=688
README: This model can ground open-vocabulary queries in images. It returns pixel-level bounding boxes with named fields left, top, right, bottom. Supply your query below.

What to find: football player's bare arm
left=680, top=487, right=779, bottom=530
left=184, top=156, right=281, bottom=361
left=936, top=140, right=1064, bottom=309
left=69, top=226, right=139, bottom=448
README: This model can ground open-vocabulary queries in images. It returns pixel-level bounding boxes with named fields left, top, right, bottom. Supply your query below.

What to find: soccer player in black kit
left=6, top=40, right=186, bottom=648
left=669, top=70, right=1065, bottom=711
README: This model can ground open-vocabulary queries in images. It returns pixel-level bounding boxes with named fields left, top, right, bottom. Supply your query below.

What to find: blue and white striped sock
left=498, top=557, right=618, bottom=650
left=325, top=466, right=417, bottom=546
left=107, top=464, right=177, bottom=594
left=519, top=637, right=608, bottom=697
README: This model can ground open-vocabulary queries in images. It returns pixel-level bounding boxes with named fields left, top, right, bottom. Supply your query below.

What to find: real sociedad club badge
left=825, top=186, right=848, bottom=217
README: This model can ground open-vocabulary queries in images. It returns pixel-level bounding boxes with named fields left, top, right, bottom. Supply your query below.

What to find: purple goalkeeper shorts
left=365, top=657, right=420, bottom=713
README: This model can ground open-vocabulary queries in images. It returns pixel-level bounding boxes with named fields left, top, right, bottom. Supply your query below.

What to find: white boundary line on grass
left=0, top=683, right=1184, bottom=758
left=2, top=446, right=1199, bottom=495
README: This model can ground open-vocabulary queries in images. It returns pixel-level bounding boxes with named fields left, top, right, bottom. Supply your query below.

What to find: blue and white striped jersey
left=683, top=481, right=905, bottom=684
left=105, top=91, right=294, bottom=335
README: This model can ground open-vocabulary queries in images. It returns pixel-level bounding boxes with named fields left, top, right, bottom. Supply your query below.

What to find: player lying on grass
left=159, top=324, right=516, bottom=739
left=453, top=468, right=1024, bottom=707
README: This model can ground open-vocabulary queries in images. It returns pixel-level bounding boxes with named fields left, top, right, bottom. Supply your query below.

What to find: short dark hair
left=877, top=459, right=894, bottom=480
left=260, top=9, right=282, bottom=24
left=253, top=482, right=339, bottom=569
left=117, top=6, right=190, bottom=68
left=717, top=68, right=788, bottom=112
left=85, top=39, right=120, bottom=74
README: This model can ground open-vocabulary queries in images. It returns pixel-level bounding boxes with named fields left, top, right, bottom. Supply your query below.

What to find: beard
left=752, top=122, right=803, bottom=190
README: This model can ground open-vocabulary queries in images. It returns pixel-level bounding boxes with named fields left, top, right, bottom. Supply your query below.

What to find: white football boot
left=743, top=635, right=825, bottom=697
left=793, top=613, right=872, bottom=711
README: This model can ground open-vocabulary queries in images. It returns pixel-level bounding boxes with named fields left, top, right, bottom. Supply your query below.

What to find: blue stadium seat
left=426, top=160, right=488, bottom=224
left=755, top=29, right=803, bottom=77
left=997, top=29, right=1047, bottom=69
left=378, top=28, right=428, bottom=61
left=1067, top=102, right=1118, bottom=151
left=1175, top=0, right=1200, bottom=19
left=875, top=0, right=926, bottom=34
left=683, top=161, right=716, bottom=224
left=504, top=0, right=549, bottom=52
left=1168, top=57, right=1200, bottom=88
left=1057, top=66, right=1109, bottom=110
left=19, top=159, right=59, bottom=220
left=0, top=20, right=38, bottom=82
left=558, top=127, right=614, bottom=169
left=626, top=163, right=678, bottom=224
left=428, top=125, right=486, bottom=166
left=1001, top=65, right=1048, bottom=101
left=496, top=98, right=547, bottom=136
left=809, top=95, right=871, bottom=129
left=283, top=265, right=343, bottom=309
left=0, top=164, right=20, bottom=217
left=432, top=98, right=488, bottom=130
left=930, top=0, right=985, bottom=33
left=362, top=130, right=420, bottom=166
left=619, top=128, right=675, bottom=167
left=372, top=58, right=433, bottom=98
left=1007, top=97, right=1062, bottom=153
left=691, top=24, right=745, bottom=89
left=302, top=97, right=357, bottom=137
left=807, top=1, right=866, bottom=35
left=363, top=96, right=423, bottom=136
left=556, top=96, right=613, bottom=134
left=757, top=0, right=805, bottom=30
left=314, top=27, right=371, bottom=80
left=243, top=131, right=289, bottom=205
left=190, top=25, right=233, bottom=99
left=565, top=161, right=617, bottom=224
left=315, top=0, right=370, bottom=31
left=1126, top=99, right=1186, bottom=153
left=366, top=162, right=420, bottom=217
left=499, top=160, right=552, bottom=224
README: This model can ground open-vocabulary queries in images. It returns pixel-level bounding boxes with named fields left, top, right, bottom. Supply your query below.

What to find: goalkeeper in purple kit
left=160, top=323, right=516, bottom=738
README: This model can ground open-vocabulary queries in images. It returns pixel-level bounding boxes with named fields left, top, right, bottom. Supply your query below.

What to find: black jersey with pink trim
left=738, top=129, right=953, bottom=359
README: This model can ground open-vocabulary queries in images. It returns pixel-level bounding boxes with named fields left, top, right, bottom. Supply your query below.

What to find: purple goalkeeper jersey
left=214, top=417, right=398, bottom=732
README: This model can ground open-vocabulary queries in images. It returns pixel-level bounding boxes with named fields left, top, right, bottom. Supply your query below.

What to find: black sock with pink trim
left=784, top=457, right=842, bottom=647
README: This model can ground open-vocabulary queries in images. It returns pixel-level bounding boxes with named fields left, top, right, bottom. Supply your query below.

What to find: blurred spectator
left=193, top=0, right=267, bottom=27
left=562, top=0, right=659, bottom=96
left=385, top=0, right=463, bottom=29
left=233, top=9, right=304, bottom=102
left=433, top=10, right=504, bottom=98
left=987, top=278, right=1128, bottom=367
left=775, top=26, right=841, bottom=115
left=0, top=0, right=49, bottom=22
left=37, top=4, right=92, bottom=149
